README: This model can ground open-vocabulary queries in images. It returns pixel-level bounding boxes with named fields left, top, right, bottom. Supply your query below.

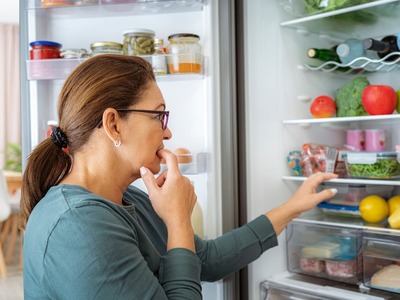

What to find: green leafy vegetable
left=348, top=158, right=400, bottom=179
left=335, top=76, right=370, bottom=117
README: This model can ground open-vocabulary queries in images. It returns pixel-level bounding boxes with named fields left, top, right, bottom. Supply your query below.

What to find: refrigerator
left=19, top=0, right=400, bottom=299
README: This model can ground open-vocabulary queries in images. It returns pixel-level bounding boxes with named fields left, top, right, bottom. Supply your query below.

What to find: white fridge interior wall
left=242, top=1, right=400, bottom=299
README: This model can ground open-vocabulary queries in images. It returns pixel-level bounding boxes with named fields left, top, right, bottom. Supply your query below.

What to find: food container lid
left=344, top=152, right=398, bottom=164
left=168, top=33, right=200, bottom=40
left=90, top=41, right=123, bottom=49
left=30, top=40, right=62, bottom=48
left=123, top=28, right=155, bottom=37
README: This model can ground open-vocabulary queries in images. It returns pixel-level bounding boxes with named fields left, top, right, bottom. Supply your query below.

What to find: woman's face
left=121, top=81, right=172, bottom=175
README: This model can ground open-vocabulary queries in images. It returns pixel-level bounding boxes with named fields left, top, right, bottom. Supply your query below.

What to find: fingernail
left=331, top=188, right=338, bottom=194
left=140, top=167, right=147, bottom=176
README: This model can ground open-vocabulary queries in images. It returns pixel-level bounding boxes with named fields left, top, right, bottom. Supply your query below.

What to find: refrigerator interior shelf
left=26, top=57, right=206, bottom=81
left=302, top=52, right=400, bottom=74
left=27, top=0, right=204, bottom=17
left=279, top=0, right=400, bottom=39
left=293, top=211, right=400, bottom=234
left=282, top=175, right=400, bottom=186
left=282, top=114, right=400, bottom=127
left=159, top=152, right=208, bottom=175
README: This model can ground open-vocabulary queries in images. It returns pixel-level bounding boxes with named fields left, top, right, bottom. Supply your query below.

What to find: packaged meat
left=326, top=258, right=357, bottom=278
left=300, top=257, right=325, bottom=274
left=371, top=264, right=400, bottom=291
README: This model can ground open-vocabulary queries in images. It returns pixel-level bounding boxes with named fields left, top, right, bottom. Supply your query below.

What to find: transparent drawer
left=287, top=221, right=362, bottom=284
left=362, top=231, right=400, bottom=294
left=159, top=152, right=208, bottom=175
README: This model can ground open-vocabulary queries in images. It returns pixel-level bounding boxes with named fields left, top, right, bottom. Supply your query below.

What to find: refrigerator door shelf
left=26, top=56, right=205, bottom=81
left=159, top=152, right=208, bottom=175
left=261, top=272, right=387, bottom=300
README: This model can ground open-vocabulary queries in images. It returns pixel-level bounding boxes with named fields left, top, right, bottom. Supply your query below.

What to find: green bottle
left=307, top=48, right=341, bottom=63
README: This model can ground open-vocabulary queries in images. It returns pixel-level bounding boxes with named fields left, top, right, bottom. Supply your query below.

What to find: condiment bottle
left=152, top=38, right=167, bottom=75
left=166, top=33, right=202, bottom=74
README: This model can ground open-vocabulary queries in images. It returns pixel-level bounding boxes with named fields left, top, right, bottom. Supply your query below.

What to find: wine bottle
left=363, top=35, right=400, bottom=62
left=307, top=47, right=351, bottom=72
left=336, top=38, right=380, bottom=71
left=307, top=48, right=341, bottom=62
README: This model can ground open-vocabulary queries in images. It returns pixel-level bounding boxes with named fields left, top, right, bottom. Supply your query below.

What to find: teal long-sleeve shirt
left=23, top=185, right=278, bottom=300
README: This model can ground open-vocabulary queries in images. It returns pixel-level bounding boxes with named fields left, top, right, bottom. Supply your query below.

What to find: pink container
left=346, top=130, right=365, bottom=151
left=365, top=129, right=385, bottom=152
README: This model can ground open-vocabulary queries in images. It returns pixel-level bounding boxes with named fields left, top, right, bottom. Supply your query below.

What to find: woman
left=20, top=54, right=337, bottom=299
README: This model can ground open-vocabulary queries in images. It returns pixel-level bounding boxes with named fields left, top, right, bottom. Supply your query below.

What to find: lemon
left=388, top=208, right=400, bottom=229
left=388, top=195, right=400, bottom=215
left=359, top=195, right=389, bottom=223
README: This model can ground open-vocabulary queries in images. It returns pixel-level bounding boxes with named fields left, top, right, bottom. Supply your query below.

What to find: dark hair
left=20, top=54, right=155, bottom=229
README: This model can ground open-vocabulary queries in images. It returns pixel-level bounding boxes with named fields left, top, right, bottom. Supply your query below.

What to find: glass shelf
left=302, top=52, right=400, bottom=74
left=26, top=54, right=206, bottom=81
left=279, top=0, right=400, bottom=39
left=26, top=0, right=204, bottom=17
left=282, top=175, right=400, bottom=186
left=282, top=114, right=400, bottom=127
left=294, top=209, right=400, bottom=234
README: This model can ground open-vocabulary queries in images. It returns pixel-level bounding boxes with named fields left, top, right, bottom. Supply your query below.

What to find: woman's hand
left=140, top=149, right=197, bottom=252
left=266, top=172, right=338, bottom=236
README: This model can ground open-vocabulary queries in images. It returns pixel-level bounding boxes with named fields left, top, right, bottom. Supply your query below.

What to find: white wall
left=0, top=1, right=19, bottom=24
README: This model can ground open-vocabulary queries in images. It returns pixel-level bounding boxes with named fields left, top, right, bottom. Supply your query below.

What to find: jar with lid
left=30, top=40, right=62, bottom=60
left=152, top=38, right=167, bottom=75
left=166, top=33, right=202, bottom=74
left=123, top=29, right=155, bottom=56
left=90, top=41, right=123, bottom=56
left=60, top=48, right=90, bottom=59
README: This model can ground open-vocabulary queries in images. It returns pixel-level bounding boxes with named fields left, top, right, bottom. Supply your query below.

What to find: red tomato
left=310, top=95, right=336, bottom=118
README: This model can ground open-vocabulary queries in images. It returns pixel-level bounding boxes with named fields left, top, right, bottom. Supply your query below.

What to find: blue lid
left=317, top=202, right=359, bottom=211
left=30, top=40, right=62, bottom=47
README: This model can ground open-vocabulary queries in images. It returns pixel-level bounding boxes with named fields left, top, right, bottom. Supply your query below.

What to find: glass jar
left=90, top=41, right=123, bottom=56
left=166, top=33, right=202, bottom=74
left=60, top=48, right=90, bottom=59
left=123, top=29, right=155, bottom=56
left=30, top=40, right=62, bottom=60
left=152, top=38, right=167, bottom=75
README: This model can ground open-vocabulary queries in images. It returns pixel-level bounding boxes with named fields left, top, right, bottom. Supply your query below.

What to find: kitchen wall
left=0, top=2, right=19, bottom=24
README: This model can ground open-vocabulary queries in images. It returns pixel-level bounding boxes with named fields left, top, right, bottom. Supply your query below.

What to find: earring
left=114, top=140, right=121, bottom=147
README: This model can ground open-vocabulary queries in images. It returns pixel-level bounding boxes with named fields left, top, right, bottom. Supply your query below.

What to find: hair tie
left=51, top=126, right=69, bottom=149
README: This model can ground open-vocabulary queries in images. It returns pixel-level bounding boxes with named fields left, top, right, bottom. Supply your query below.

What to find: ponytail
left=19, top=139, right=71, bottom=229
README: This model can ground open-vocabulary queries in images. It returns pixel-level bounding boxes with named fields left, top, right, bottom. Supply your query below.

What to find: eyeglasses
left=96, top=109, right=170, bottom=130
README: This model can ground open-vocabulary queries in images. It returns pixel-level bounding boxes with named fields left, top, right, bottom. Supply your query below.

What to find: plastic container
left=317, top=202, right=361, bottom=218
left=122, top=29, right=155, bottom=56
left=299, top=143, right=338, bottom=176
left=166, top=33, right=202, bottom=74
left=41, top=0, right=71, bottom=7
left=287, top=221, right=362, bottom=284
left=363, top=232, right=400, bottom=294
left=317, top=183, right=393, bottom=206
left=344, top=152, right=400, bottom=179
left=30, top=41, right=62, bottom=60
left=90, top=41, right=123, bottom=56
